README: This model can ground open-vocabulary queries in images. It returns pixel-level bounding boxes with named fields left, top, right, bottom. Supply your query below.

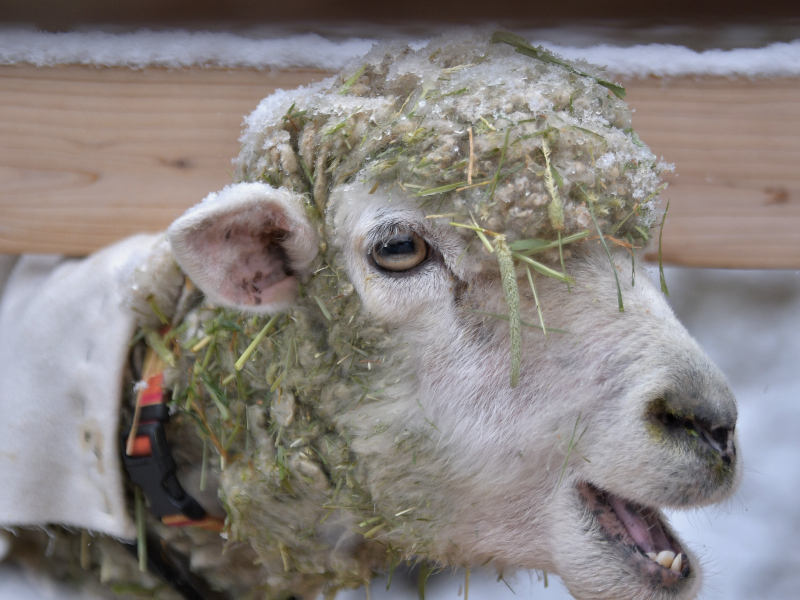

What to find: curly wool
left=236, top=32, right=668, bottom=245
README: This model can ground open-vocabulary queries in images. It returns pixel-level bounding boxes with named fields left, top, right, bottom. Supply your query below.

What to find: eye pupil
left=381, top=238, right=415, bottom=256
left=372, top=232, right=429, bottom=272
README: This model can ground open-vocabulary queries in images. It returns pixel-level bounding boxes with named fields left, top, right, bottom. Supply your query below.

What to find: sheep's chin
left=577, top=482, right=693, bottom=590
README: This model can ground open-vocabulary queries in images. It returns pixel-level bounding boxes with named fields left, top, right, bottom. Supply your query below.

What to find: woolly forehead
left=236, top=37, right=667, bottom=248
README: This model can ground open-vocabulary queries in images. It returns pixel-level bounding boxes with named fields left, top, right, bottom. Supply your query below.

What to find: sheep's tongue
left=608, top=495, right=671, bottom=554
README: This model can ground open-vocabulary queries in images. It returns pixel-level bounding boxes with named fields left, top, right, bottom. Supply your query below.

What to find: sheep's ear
left=168, top=183, right=317, bottom=313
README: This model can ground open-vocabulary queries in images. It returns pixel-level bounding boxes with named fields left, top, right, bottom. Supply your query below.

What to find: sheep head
left=160, top=33, right=739, bottom=600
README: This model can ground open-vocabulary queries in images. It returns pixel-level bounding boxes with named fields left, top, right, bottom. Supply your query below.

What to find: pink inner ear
left=198, top=216, right=295, bottom=308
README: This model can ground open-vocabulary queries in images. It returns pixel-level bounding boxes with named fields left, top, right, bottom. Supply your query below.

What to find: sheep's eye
left=372, top=232, right=429, bottom=272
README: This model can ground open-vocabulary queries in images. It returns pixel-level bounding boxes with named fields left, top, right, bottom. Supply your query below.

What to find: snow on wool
left=0, top=33, right=739, bottom=600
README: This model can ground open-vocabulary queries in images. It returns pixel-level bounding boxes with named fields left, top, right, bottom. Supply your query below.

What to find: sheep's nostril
left=709, top=427, right=729, bottom=447
left=700, top=425, right=736, bottom=465
left=648, top=399, right=736, bottom=465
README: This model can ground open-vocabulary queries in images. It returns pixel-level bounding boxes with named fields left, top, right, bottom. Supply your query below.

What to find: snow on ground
left=2, top=29, right=800, bottom=77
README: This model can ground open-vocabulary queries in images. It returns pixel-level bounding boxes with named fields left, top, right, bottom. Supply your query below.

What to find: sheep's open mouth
left=578, top=482, right=689, bottom=583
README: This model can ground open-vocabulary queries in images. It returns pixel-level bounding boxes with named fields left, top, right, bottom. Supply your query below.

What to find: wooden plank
left=0, top=65, right=328, bottom=255
left=1, top=65, right=799, bottom=268
left=628, top=78, right=800, bottom=269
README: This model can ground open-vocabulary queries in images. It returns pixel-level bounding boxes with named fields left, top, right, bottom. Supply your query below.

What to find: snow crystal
left=595, top=152, right=616, bottom=170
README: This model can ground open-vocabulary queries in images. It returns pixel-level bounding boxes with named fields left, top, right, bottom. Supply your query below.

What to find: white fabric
left=0, top=234, right=160, bottom=540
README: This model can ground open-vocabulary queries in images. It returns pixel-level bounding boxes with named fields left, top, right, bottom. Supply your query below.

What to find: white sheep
left=0, top=33, right=739, bottom=600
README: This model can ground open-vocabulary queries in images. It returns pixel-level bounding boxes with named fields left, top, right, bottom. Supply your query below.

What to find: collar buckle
left=122, top=418, right=206, bottom=522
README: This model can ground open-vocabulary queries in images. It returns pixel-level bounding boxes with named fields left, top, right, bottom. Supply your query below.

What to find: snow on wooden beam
left=1, top=65, right=798, bottom=268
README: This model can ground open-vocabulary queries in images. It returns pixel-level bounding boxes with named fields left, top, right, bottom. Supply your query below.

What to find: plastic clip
left=122, top=419, right=206, bottom=521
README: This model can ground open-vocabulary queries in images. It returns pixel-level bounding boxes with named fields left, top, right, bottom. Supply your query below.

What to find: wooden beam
left=1, top=65, right=799, bottom=268
left=629, top=78, right=800, bottom=269
left=0, top=65, right=329, bottom=255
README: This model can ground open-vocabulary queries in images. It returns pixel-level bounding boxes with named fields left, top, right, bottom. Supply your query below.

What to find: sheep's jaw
left=577, top=482, right=692, bottom=589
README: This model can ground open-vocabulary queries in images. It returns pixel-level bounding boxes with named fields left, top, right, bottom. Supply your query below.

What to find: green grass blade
left=495, top=238, right=521, bottom=387
left=450, top=219, right=496, bottom=253
left=550, top=164, right=564, bottom=188
left=386, top=556, right=398, bottom=591
left=509, top=238, right=551, bottom=253
left=572, top=125, right=606, bottom=141
left=413, top=179, right=489, bottom=196
left=541, top=138, right=564, bottom=231
left=144, top=328, right=176, bottom=367
left=200, top=439, right=208, bottom=491
left=491, top=31, right=626, bottom=99
left=146, top=294, right=169, bottom=325
left=339, top=65, right=365, bottom=95
left=558, top=231, right=571, bottom=293
left=201, top=372, right=231, bottom=422
left=487, top=129, right=511, bottom=203
left=525, top=266, right=547, bottom=336
left=299, top=157, right=314, bottom=186
left=509, top=230, right=590, bottom=254
left=556, top=411, right=582, bottom=492
left=235, top=314, right=278, bottom=371
left=269, top=371, right=286, bottom=393
left=586, top=201, right=624, bottom=312
left=135, top=486, right=147, bottom=573
left=314, top=295, right=332, bottom=320
left=512, top=252, right=573, bottom=284
left=471, top=214, right=496, bottom=254
left=659, top=200, right=670, bottom=296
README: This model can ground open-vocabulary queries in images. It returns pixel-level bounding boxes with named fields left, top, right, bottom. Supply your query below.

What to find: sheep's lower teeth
left=646, top=551, right=683, bottom=572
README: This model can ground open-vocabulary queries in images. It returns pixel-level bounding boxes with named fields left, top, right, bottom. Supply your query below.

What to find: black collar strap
left=121, top=332, right=227, bottom=600
left=120, top=536, right=228, bottom=600
left=122, top=336, right=225, bottom=530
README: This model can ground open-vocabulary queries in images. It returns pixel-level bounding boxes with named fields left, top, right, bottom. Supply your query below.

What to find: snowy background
left=2, top=266, right=798, bottom=599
